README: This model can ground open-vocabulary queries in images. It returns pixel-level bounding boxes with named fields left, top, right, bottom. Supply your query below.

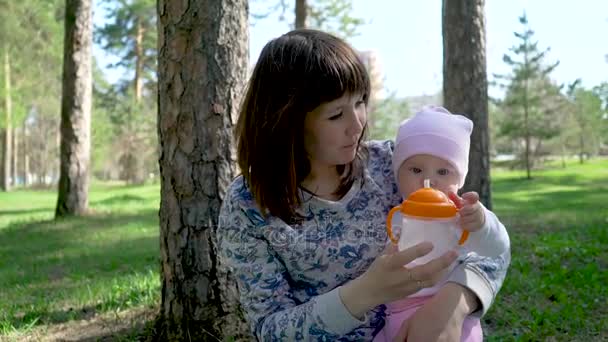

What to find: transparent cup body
left=397, top=215, right=461, bottom=266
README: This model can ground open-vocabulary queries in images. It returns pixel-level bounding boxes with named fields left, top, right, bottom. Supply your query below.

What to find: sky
left=94, top=0, right=608, bottom=99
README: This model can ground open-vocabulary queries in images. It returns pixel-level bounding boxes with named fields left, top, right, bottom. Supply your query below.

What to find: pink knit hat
left=392, top=106, right=473, bottom=188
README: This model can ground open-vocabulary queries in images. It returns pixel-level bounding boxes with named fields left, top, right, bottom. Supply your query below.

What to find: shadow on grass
left=0, top=208, right=55, bottom=216
left=73, top=319, right=156, bottom=342
left=482, top=224, right=608, bottom=340
left=484, top=170, right=608, bottom=339
left=0, top=210, right=160, bottom=332
left=90, top=194, right=147, bottom=207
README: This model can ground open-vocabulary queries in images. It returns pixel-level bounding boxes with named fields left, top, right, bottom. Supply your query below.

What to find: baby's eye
left=409, top=167, right=422, bottom=174
left=437, top=168, right=450, bottom=176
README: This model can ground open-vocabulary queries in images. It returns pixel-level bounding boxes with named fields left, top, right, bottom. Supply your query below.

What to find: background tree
left=254, top=0, right=364, bottom=39
left=156, top=0, right=250, bottom=339
left=368, top=93, right=411, bottom=140
left=55, top=0, right=93, bottom=217
left=493, top=13, right=560, bottom=179
left=442, top=0, right=492, bottom=207
left=295, top=0, right=307, bottom=28
left=0, top=1, right=64, bottom=190
left=565, top=80, right=605, bottom=163
left=592, top=82, right=608, bottom=151
left=95, top=0, right=157, bottom=184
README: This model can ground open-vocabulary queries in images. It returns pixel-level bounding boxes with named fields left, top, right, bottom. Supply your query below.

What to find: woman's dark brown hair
left=235, top=29, right=371, bottom=223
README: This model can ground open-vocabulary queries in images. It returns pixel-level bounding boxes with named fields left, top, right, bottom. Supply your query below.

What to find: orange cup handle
left=455, top=208, right=470, bottom=245
left=458, top=230, right=470, bottom=245
left=386, top=206, right=401, bottom=244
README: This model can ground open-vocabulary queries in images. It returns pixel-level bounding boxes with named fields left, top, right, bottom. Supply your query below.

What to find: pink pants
left=373, top=296, right=483, bottom=342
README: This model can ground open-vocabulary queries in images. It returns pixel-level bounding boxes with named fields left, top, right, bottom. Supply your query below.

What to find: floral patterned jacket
left=218, top=140, right=511, bottom=341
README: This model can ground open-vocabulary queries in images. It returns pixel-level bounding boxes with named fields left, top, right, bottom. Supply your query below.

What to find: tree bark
left=295, top=0, right=307, bottom=29
left=55, top=0, right=92, bottom=217
left=156, top=0, right=250, bottom=340
left=2, top=49, right=12, bottom=191
left=442, top=0, right=492, bottom=209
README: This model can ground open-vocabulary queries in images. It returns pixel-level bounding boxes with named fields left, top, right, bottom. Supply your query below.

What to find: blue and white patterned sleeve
left=217, top=180, right=368, bottom=341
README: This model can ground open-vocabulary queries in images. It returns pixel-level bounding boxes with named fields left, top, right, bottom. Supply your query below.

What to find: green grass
left=0, top=182, right=160, bottom=338
left=0, top=159, right=607, bottom=340
left=484, top=158, right=608, bottom=341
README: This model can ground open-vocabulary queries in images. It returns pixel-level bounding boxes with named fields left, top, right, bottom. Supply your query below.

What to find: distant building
left=357, top=50, right=385, bottom=101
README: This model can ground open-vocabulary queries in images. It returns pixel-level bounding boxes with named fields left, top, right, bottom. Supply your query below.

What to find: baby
left=375, top=106, right=510, bottom=342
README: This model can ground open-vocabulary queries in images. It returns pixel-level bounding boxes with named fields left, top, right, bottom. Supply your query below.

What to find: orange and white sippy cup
left=386, top=179, right=470, bottom=266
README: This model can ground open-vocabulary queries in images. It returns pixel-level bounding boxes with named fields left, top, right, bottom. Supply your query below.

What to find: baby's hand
left=448, top=191, right=486, bottom=232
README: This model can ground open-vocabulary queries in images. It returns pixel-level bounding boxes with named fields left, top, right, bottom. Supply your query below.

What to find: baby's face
left=397, top=154, right=460, bottom=198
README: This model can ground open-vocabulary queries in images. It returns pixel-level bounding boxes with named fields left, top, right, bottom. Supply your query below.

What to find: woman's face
left=303, top=93, right=366, bottom=170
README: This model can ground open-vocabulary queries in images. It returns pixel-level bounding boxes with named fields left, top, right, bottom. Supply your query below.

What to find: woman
left=218, top=29, right=510, bottom=341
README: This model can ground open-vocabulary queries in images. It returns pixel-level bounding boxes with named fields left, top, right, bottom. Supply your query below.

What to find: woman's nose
left=347, top=112, right=364, bottom=136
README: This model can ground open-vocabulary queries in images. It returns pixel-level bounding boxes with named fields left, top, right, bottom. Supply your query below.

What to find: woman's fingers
left=409, top=250, right=458, bottom=284
left=388, top=242, right=434, bottom=269
left=382, top=242, right=399, bottom=255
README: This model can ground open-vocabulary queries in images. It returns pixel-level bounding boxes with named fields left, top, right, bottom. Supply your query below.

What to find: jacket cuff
left=312, top=286, right=369, bottom=335
left=447, top=264, right=494, bottom=317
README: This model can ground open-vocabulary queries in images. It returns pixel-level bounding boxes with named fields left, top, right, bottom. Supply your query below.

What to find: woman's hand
left=339, top=242, right=458, bottom=319
left=392, top=282, right=479, bottom=342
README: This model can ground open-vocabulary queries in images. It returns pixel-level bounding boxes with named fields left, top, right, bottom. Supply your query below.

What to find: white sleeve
left=463, top=203, right=510, bottom=257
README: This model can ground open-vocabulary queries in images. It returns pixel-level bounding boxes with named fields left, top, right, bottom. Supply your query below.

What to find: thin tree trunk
left=24, top=123, right=29, bottom=186
left=12, top=124, right=17, bottom=186
left=134, top=17, right=143, bottom=102
left=2, top=49, right=12, bottom=191
left=295, top=0, right=307, bottom=29
left=156, top=0, right=250, bottom=340
left=560, top=139, right=567, bottom=168
left=578, top=129, right=585, bottom=164
left=55, top=0, right=92, bottom=217
left=0, top=130, right=4, bottom=186
left=524, top=104, right=531, bottom=179
left=442, top=0, right=492, bottom=208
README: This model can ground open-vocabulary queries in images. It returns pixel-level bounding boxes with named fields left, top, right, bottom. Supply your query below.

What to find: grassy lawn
left=484, top=158, right=608, bottom=341
left=0, top=182, right=161, bottom=340
left=0, top=159, right=606, bottom=340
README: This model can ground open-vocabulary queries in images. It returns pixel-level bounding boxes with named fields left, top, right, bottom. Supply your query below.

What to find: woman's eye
left=410, top=167, right=421, bottom=174
left=355, top=100, right=365, bottom=107
left=329, top=112, right=343, bottom=120
left=438, top=168, right=450, bottom=176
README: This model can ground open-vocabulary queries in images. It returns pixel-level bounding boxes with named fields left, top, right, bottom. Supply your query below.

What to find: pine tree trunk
left=2, top=49, right=12, bottom=191
left=0, top=130, right=4, bottom=187
left=24, top=124, right=29, bottom=186
left=156, top=0, right=250, bottom=340
left=12, top=124, right=17, bottom=186
left=442, top=0, right=492, bottom=209
left=524, top=102, right=531, bottom=179
left=55, top=0, right=92, bottom=217
left=578, top=131, right=584, bottom=164
left=295, top=0, right=307, bottom=29
left=134, top=17, right=143, bottom=102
